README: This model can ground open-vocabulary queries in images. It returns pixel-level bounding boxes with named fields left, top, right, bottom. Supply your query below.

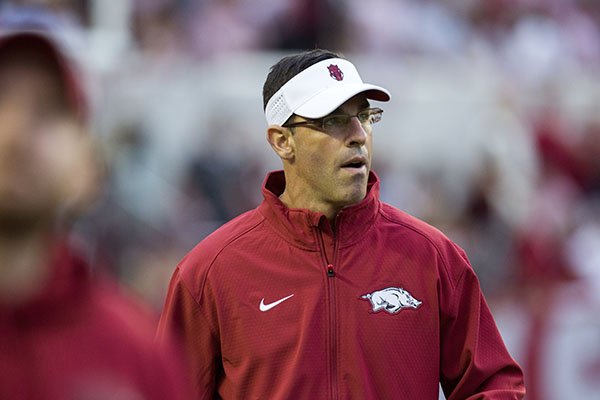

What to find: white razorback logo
left=361, top=287, right=422, bottom=314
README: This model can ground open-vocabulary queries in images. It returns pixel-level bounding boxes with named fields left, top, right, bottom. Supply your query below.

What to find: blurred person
left=0, top=31, right=189, bottom=399
left=507, top=106, right=600, bottom=400
left=158, top=49, right=525, bottom=399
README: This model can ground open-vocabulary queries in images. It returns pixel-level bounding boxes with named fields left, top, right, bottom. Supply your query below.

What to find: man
left=0, top=31, right=189, bottom=399
left=158, top=49, right=526, bottom=399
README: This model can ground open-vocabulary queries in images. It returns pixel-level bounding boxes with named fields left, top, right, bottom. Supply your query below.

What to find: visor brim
left=294, top=83, right=390, bottom=120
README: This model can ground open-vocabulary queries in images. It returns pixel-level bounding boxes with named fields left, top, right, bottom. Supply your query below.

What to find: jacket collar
left=258, top=170, right=381, bottom=249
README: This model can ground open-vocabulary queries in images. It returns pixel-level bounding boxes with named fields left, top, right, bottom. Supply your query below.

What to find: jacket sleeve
left=439, top=248, right=526, bottom=399
left=157, top=266, right=220, bottom=400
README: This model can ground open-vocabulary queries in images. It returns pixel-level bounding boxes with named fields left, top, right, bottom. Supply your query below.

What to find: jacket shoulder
left=379, top=202, right=471, bottom=288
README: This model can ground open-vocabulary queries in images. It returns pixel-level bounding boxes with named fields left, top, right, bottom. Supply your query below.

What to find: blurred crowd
left=1, top=0, right=599, bottom=399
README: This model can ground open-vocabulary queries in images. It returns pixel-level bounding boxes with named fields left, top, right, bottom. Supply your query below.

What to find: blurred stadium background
left=2, top=0, right=599, bottom=398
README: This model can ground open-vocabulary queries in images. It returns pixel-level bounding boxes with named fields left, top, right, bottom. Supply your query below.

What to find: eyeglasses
left=282, top=107, right=383, bottom=133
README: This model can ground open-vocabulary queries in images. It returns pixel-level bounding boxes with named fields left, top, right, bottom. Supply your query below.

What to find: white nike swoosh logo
left=259, top=294, right=294, bottom=312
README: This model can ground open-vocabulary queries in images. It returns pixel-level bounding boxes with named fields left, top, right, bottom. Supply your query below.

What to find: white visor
left=265, top=58, right=391, bottom=126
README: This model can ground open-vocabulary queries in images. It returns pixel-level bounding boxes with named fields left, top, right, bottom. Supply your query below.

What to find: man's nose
left=346, top=117, right=368, bottom=147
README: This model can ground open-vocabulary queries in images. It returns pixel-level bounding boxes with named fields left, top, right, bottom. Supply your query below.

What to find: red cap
left=0, top=30, right=87, bottom=122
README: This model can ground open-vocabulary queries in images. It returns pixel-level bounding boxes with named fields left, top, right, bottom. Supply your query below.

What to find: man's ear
left=266, top=125, right=295, bottom=161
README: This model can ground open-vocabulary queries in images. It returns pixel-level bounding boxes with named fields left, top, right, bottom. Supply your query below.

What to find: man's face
left=0, top=59, right=91, bottom=227
left=288, top=94, right=373, bottom=210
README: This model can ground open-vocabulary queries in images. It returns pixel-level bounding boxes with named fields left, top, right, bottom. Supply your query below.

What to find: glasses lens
left=323, top=115, right=350, bottom=129
left=318, top=108, right=384, bottom=131
left=357, top=110, right=371, bottom=124
left=368, top=109, right=382, bottom=124
left=371, top=112, right=382, bottom=124
left=356, top=108, right=382, bottom=125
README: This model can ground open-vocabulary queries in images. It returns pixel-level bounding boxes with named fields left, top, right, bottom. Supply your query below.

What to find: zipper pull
left=327, top=264, right=335, bottom=277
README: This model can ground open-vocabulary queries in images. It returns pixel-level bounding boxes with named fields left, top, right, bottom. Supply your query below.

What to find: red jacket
left=158, top=171, right=525, bottom=399
left=0, top=241, right=190, bottom=400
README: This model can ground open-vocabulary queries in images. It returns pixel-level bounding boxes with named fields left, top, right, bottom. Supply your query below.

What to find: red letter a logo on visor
left=328, top=64, right=344, bottom=81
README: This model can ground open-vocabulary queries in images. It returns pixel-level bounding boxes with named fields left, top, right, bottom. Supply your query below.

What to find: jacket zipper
left=315, top=226, right=338, bottom=399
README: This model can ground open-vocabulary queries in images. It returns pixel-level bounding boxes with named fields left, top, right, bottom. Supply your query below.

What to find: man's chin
left=337, top=185, right=368, bottom=209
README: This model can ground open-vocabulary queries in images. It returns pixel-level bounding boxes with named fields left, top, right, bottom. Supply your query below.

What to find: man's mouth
left=341, top=157, right=368, bottom=171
